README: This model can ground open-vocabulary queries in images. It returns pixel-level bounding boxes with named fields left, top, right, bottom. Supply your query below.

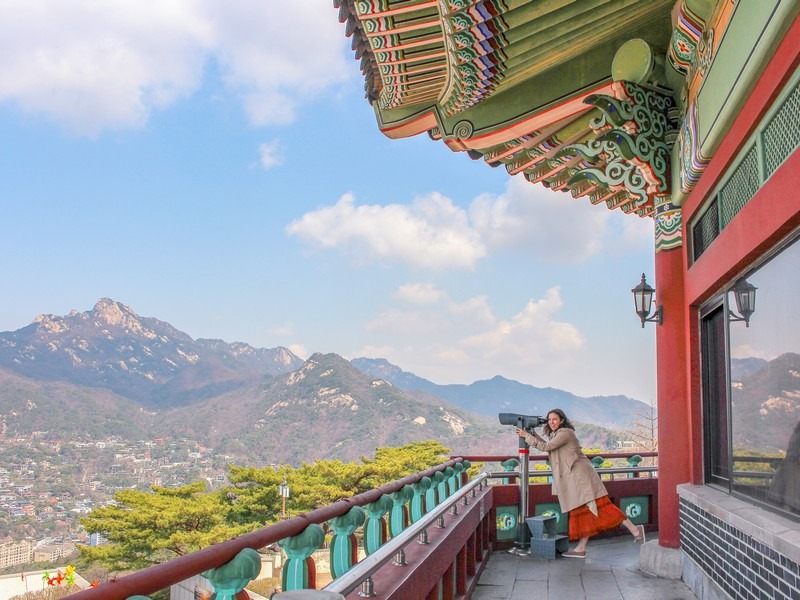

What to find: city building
left=0, top=540, right=32, bottom=569
left=32, top=544, right=75, bottom=563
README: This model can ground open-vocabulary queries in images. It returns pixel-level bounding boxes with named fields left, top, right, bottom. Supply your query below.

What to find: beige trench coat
left=524, top=427, right=608, bottom=513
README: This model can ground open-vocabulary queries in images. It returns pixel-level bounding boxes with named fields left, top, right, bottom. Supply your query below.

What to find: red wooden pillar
left=654, top=242, right=690, bottom=548
left=466, top=532, right=476, bottom=577
left=456, top=545, right=467, bottom=596
left=425, top=581, right=439, bottom=600
left=442, top=563, right=455, bottom=600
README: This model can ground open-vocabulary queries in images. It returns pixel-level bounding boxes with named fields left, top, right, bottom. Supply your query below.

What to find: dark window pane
left=702, top=304, right=729, bottom=485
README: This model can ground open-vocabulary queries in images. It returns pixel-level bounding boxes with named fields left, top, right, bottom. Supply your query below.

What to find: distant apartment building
left=88, top=533, right=107, bottom=547
left=32, top=544, right=74, bottom=563
left=0, top=540, right=32, bottom=569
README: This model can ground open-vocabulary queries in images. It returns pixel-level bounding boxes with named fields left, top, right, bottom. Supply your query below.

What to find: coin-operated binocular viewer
left=498, top=413, right=547, bottom=554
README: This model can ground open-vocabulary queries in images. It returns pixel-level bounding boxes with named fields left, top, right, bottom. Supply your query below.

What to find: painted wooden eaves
left=336, top=0, right=677, bottom=217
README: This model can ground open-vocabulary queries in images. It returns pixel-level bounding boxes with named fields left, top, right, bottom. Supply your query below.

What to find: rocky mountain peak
left=91, top=298, right=140, bottom=328
left=0, top=299, right=304, bottom=407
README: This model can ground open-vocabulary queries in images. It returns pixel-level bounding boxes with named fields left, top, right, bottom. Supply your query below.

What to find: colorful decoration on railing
left=389, top=485, right=414, bottom=537
left=201, top=548, right=262, bottom=600
left=410, top=477, right=432, bottom=524
left=329, top=506, right=366, bottom=579
left=363, top=495, right=393, bottom=556
left=558, top=81, right=678, bottom=215
left=280, top=524, right=325, bottom=591
left=495, top=506, right=518, bottom=542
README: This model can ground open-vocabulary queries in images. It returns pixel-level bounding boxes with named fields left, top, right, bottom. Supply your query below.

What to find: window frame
left=699, top=230, right=800, bottom=521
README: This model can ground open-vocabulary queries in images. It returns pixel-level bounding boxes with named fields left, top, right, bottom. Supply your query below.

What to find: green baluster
left=627, top=454, right=643, bottom=478
left=447, top=464, right=462, bottom=496
left=500, top=458, right=519, bottom=484
left=329, top=506, right=365, bottom=579
left=410, top=477, right=432, bottom=523
left=426, top=471, right=444, bottom=508
left=389, top=485, right=414, bottom=537
left=280, top=524, right=325, bottom=591
left=202, top=548, right=261, bottom=600
left=363, top=495, right=392, bottom=556
left=438, top=467, right=453, bottom=500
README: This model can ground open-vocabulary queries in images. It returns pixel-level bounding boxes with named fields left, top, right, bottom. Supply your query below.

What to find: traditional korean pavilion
left=335, top=0, right=800, bottom=598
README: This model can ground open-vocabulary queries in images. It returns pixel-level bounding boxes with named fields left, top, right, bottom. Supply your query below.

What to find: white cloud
left=730, top=344, right=775, bottom=361
left=394, top=283, right=446, bottom=305
left=202, top=0, right=351, bottom=126
left=359, top=284, right=584, bottom=383
left=288, top=176, right=651, bottom=270
left=460, top=287, right=584, bottom=368
left=288, top=344, right=308, bottom=360
left=286, top=192, right=486, bottom=270
left=0, top=0, right=350, bottom=135
left=258, top=140, right=285, bottom=170
left=470, top=175, right=612, bottom=262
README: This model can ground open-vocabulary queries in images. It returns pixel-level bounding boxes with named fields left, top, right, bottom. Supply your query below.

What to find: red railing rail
left=457, top=452, right=658, bottom=462
left=68, top=458, right=466, bottom=600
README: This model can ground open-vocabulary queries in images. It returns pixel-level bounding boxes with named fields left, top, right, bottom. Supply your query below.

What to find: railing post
left=392, top=547, right=407, bottom=566
left=202, top=548, right=262, bottom=600
left=280, top=524, right=325, bottom=591
left=360, top=577, right=376, bottom=597
left=389, top=485, right=414, bottom=538
left=363, top=495, right=392, bottom=556
left=329, top=506, right=366, bottom=579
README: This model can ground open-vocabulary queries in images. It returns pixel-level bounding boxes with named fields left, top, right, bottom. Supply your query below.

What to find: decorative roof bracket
left=557, top=81, right=678, bottom=216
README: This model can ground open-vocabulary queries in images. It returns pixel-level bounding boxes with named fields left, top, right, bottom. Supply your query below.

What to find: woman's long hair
left=542, top=408, right=575, bottom=435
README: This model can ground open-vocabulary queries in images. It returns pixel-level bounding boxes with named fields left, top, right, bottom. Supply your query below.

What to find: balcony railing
left=66, top=451, right=657, bottom=600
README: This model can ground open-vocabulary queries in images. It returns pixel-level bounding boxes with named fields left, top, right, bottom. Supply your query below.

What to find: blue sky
left=0, top=0, right=656, bottom=402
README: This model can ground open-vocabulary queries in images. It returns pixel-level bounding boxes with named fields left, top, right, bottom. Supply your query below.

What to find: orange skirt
left=568, top=495, right=625, bottom=541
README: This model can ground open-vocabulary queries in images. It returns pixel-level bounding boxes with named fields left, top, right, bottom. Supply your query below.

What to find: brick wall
left=679, top=487, right=800, bottom=600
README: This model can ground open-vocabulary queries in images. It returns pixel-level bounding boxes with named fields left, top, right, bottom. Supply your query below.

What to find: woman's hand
left=515, top=427, right=525, bottom=438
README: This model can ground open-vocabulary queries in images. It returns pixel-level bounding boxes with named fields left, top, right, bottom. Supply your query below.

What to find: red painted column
left=654, top=244, right=690, bottom=548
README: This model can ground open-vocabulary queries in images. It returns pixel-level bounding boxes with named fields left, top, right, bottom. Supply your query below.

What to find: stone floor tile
left=475, top=534, right=699, bottom=600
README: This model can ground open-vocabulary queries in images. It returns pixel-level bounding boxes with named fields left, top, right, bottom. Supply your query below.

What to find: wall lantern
left=729, top=278, right=757, bottom=327
left=632, top=273, right=663, bottom=327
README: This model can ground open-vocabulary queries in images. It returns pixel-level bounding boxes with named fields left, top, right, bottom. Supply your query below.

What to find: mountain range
left=0, top=299, right=652, bottom=464
left=351, top=358, right=648, bottom=430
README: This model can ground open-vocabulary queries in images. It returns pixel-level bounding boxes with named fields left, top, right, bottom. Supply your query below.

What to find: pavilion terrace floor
left=473, top=535, right=699, bottom=600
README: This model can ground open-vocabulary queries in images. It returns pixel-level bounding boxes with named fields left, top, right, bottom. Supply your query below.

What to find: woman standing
left=516, top=408, right=645, bottom=558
